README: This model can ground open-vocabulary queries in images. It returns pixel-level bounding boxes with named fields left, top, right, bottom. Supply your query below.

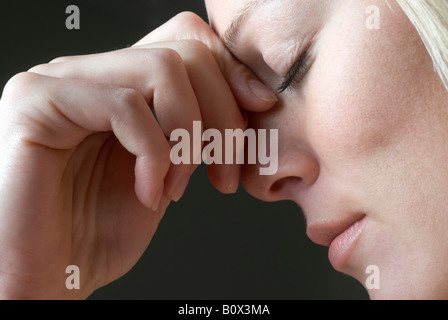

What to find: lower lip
left=328, top=217, right=366, bottom=270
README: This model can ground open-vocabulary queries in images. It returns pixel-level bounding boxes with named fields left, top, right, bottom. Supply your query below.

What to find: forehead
left=206, top=0, right=285, bottom=38
left=205, top=0, right=322, bottom=35
left=205, top=0, right=326, bottom=74
left=205, top=0, right=247, bottom=34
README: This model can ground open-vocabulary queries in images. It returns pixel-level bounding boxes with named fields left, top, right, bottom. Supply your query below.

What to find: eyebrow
left=222, top=0, right=267, bottom=50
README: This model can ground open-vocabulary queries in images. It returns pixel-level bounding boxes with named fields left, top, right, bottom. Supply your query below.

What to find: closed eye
left=276, top=50, right=312, bottom=94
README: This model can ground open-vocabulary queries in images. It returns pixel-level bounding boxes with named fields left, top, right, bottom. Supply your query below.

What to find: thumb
left=134, top=11, right=278, bottom=113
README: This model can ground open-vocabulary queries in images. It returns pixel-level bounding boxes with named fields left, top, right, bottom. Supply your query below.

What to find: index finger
left=134, top=12, right=278, bottom=113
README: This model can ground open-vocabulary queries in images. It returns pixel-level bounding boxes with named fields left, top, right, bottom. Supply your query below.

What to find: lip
left=328, top=217, right=366, bottom=270
left=307, top=214, right=366, bottom=271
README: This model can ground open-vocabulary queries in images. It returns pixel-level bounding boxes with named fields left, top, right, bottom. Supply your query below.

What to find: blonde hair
left=397, top=0, right=448, bottom=91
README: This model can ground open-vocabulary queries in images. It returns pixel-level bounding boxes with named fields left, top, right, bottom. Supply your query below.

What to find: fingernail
left=248, top=79, right=278, bottom=102
left=227, top=182, right=238, bottom=194
left=171, top=174, right=190, bottom=202
left=151, top=185, right=164, bottom=212
left=225, top=166, right=239, bottom=194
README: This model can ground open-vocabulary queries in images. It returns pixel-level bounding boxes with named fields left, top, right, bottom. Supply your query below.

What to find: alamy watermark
left=365, top=265, right=380, bottom=290
left=65, top=265, right=80, bottom=290
left=66, top=5, right=80, bottom=30
left=170, top=121, right=279, bottom=176
left=64, top=4, right=380, bottom=32
left=366, top=5, right=380, bottom=30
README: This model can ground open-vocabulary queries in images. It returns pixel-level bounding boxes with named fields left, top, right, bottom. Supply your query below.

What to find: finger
left=6, top=72, right=171, bottom=211
left=134, top=12, right=278, bottom=113
left=49, top=55, right=83, bottom=63
left=34, top=12, right=278, bottom=193
left=30, top=44, right=243, bottom=194
left=143, top=41, right=246, bottom=193
left=29, top=48, right=201, bottom=200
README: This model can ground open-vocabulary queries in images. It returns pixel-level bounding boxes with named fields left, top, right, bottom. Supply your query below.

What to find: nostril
left=270, top=176, right=303, bottom=194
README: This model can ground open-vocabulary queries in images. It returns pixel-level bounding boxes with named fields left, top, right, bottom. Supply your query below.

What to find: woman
left=0, top=0, right=447, bottom=299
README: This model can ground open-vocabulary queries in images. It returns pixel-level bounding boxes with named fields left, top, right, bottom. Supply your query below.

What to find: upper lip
left=306, top=213, right=366, bottom=246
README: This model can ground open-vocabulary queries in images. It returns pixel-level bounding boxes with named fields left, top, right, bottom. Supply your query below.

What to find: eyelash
left=276, top=51, right=311, bottom=94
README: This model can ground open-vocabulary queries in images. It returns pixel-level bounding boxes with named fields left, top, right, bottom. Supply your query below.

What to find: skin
left=0, top=13, right=277, bottom=299
left=1, top=0, right=448, bottom=300
left=206, top=0, right=448, bottom=299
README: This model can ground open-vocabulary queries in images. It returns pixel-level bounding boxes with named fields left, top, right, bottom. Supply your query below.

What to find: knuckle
left=182, top=39, right=218, bottom=68
left=171, top=39, right=214, bottom=67
left=146, top=48, right=185, bottom=78
left=49, top=56, right=72, bottom=64
left=1, top=72, right=43, bottom=135
left=173, top=11, right=205, bottom=28
left=27, top=63, right=50, bottom=74
left=115, top=87, right=145, bottom=107
left=3, top=72, right=40, bottom=99
left=154, top=47, right=183, bottom=67
left=182, top=39, right=210, bottom=55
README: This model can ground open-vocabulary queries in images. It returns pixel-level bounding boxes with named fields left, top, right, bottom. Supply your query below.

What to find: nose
left=240, top=110, right=320, bottom=203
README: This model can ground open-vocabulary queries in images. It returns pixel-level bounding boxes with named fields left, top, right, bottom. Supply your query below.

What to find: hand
left=0, top=12, right=277, bottom=299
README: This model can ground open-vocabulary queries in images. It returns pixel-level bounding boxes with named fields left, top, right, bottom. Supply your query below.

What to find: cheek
left=305, top=1, right=432, bottom=163
left=308, top=72, right=411, bottom=163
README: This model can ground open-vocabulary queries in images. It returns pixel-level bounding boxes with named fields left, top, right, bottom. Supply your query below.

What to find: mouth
left=307, top=214, right=366, bottom=271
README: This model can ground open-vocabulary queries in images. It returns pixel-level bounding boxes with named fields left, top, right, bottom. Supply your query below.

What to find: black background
left=0, top=0, right=368, bottom=300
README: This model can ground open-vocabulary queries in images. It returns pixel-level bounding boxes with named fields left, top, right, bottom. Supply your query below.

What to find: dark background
left=0, top=0, right=368, bottom=300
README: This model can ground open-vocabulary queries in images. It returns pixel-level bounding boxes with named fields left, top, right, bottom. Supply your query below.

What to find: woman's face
left=206, top=0, right=448, bottom=299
